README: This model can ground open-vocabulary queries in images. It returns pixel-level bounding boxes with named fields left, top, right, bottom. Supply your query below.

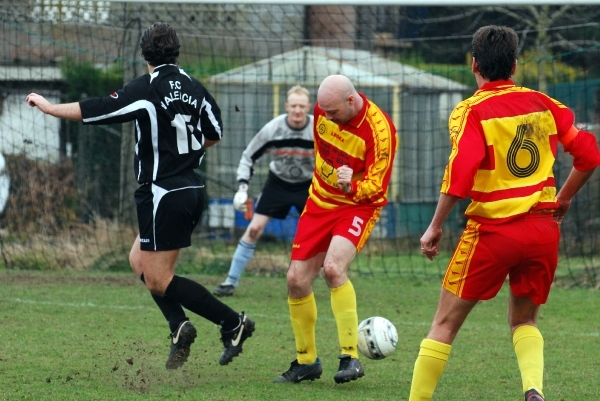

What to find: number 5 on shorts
left=348, top=216, right=365, bottom=236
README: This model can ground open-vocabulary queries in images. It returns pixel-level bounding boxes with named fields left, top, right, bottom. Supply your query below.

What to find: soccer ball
left=357, top=316, right=398, bottom=360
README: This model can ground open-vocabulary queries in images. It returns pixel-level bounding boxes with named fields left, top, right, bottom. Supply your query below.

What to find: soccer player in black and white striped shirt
left=26, top=22, right=254, bottom=371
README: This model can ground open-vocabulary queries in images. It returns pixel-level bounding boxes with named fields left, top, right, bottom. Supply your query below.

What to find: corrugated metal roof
left=209, top=46, right=468, bottom=90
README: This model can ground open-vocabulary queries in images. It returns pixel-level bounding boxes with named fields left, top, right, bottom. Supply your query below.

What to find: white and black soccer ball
left=357, top=316, right=398, bottom=360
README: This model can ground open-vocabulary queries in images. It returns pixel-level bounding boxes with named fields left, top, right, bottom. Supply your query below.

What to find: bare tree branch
left=527, top=5, right=541, bottom=21
left=552, top=34, right=600, bottom=51
left=518, top=27, right=530, bottom=56
left=550, top=5, right=573, bottom=23
left=483, top=6, right=535, bottom=28
left=397, top=8, right=481, bottom=24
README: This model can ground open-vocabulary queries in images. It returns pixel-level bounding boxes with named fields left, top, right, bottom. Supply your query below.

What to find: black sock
left=140, top=273, right=187, bottom=333
left=164, top=275, right=240, bottom=329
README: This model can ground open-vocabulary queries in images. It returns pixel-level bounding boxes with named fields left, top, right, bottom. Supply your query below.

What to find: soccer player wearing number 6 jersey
left=409, top=26, right=600, bottom=401
left=273, top=75, right=398, bottom=384
left=25, top=22, right=254, bottom=372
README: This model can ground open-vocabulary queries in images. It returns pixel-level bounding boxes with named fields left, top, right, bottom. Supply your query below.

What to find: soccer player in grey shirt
left=213, top=85, right=315, bottom=297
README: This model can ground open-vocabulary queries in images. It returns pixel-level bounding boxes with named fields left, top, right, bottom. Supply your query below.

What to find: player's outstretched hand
left=233, top=183, right=249, bottom=212
left=25, top=93, right=52, bottom=114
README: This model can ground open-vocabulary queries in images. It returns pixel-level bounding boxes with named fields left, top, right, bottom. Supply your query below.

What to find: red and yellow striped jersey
left=443, top=79, right=600, bottom=224
left=310, top=93, right=397, bottom=209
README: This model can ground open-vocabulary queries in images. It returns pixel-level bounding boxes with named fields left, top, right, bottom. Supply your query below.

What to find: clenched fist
left=336, top=165, right=353, bottom=194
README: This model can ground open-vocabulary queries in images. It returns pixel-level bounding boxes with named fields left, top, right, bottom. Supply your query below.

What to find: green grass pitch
left=0, top=270, right=598, bottom=400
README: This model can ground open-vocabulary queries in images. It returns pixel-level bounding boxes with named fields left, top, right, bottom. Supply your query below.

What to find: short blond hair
left=287, top=85, right=311, bottom=101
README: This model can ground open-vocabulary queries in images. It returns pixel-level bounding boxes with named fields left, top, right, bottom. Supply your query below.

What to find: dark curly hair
left=472, top=25, right=518, bottom=81
left=139, top=23, right=180, bottom=66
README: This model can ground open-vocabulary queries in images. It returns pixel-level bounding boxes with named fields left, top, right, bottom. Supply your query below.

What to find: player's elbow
left=204, top=139, right=220, bottom=148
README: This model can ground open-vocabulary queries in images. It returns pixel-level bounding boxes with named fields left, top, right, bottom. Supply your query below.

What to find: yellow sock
left=289, top=293, right=318, bottom=365
left=513, top=325, right=544, bottom=397
left=330, top=280, right=359, bottom=358
left=409, top=339, right=452, bottom=401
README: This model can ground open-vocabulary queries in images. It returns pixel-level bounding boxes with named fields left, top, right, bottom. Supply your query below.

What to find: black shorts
left=135, top=171, right=205, bottom=251
left=254, top=172, right=311, bottom=219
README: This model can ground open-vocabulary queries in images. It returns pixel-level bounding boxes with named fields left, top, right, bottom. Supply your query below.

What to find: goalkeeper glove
left=233, top=183, right=249, bottom=212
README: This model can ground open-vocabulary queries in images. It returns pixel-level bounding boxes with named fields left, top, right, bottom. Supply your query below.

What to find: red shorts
left=291, top=198, right=381, bottom=260
left=443, top=213, right=560, bottom=305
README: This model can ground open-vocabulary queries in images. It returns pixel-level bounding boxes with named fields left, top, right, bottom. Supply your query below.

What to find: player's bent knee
left=286, top=270, right=307, bottom=292
left=247, top=226, right=264, bottom=240
left=146, top=283, right=166, bottom=297
left=141, top=274, right=168, bottom=296
left=322, top=266, right=347, bottom=286
left=286, top=268, right=299, bottom=284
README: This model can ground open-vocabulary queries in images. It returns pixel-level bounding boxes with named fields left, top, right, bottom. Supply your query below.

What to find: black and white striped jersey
left=79, top=64, right=223, bottom=184
left=237, top=114, right=315, bottom=185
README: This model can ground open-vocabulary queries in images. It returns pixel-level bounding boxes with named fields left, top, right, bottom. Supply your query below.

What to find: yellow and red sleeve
left=346, top=103, right=397, bottom=204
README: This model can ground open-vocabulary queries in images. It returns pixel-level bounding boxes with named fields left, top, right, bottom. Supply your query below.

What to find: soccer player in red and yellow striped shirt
left=409, top=26, right=600, bottom=401
left=273, top=75, right=397, bottom=384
